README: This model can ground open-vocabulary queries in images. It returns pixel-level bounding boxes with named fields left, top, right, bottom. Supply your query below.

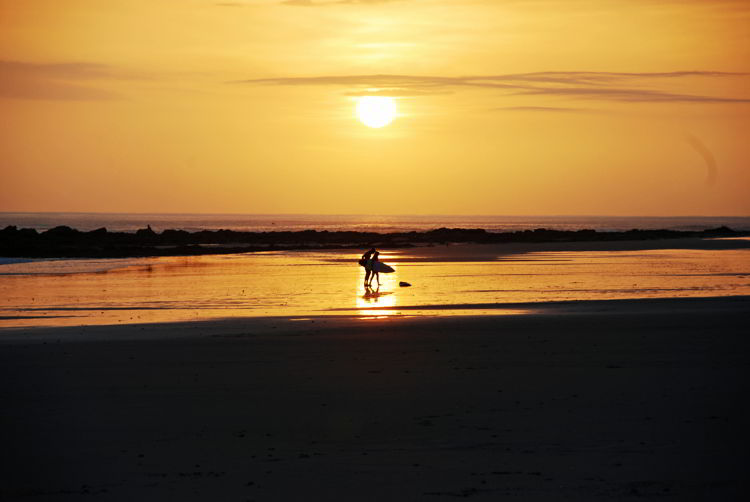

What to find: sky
left=1, top=0, right=748, bottom=216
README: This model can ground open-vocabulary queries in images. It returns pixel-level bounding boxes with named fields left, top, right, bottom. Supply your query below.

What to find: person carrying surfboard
left=369, top=250, right=381, bottom=286
left=360, top=247, right=376, bottom=286
left=359, top=247, right=395, bottom=286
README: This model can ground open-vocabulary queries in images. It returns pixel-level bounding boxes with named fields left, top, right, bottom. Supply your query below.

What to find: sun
left=356, top=96, right=397, bottom=128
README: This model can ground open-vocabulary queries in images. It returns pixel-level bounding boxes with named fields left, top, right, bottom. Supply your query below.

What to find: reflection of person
left=360, top=247, right=376, bottom=286
left=363, top=283, right=380, bottom=298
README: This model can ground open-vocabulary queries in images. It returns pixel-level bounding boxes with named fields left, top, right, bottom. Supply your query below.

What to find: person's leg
left=364, top=269, right=371, bottom=286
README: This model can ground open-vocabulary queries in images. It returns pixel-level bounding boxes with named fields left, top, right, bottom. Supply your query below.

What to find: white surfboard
left=373, top=261, right=395, bottom=273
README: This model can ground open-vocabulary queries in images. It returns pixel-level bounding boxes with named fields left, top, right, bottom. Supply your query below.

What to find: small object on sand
left=399, top=281, right=411, bottom=287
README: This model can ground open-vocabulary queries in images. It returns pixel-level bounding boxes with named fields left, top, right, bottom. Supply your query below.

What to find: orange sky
left=1, top=0, right=749, bottom=215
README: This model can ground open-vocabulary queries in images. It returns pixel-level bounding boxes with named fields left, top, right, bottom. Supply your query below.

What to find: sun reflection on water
left=1, top=246, right=749, bottom=328
left=356, top=285, right=399, bottom=317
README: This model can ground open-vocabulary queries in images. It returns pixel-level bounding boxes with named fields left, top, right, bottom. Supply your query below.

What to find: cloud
left=344, top=88, right=452, bottom=97
left=214, top=1, right=264, bottom=5
left=236, top=71, right=750, bottom=104
left=0, top=79, right=120, bottom=101
left=0, top=60, right=147, bottom=101
left=500, top=70, right=746, bottom=82
left=234, top=74, right=521, bottom=97
left=496, top=106, right=595, bottom=113
left=282, top=0, right=402, bottom=6
left=1, top=61, right=126, bottom=80
left=518, top=86, right=750, bottom=104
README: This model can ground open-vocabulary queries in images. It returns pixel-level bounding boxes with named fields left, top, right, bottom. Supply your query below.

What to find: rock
left=399, top=281, right=411, bottom=287
left=135, top=225, right=156, bottom=237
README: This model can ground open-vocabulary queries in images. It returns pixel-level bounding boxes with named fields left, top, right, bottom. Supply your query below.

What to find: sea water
left=1, top=243, right=749, bottom=328
left=2, top=212, right=749, bottom=233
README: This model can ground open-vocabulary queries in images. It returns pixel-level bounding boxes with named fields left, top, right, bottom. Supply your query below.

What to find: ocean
left=2, top=212, right=749, bottom=234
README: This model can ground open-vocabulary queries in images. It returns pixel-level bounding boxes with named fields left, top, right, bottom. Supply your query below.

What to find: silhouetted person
left=360, top=247, right=376, bottom=286
left=369, top=250, right=381, bottom=286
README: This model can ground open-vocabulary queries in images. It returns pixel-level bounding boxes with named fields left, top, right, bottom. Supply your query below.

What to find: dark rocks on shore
left=0, top=224, right=746, bottom=259
left=135, top=225, right=157, bottom=237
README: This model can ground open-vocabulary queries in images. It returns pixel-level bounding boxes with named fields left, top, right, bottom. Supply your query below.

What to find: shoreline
left=1, top=295, right=748, bottom=500
left=2, top=295, right=748, bottom=341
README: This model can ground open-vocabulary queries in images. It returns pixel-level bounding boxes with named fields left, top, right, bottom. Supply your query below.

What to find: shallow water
left=1, top=244, right=749, bottom=328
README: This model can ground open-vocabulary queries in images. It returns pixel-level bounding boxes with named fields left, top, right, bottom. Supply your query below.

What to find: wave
left=2, top=212, right=749, bottom=233
left=0, top=258, right=147, bottom=275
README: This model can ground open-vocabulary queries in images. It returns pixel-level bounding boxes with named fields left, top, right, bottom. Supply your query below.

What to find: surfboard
left=358, top=258, right=395, bottom=273
left=373, top=261, right=395, bottom=273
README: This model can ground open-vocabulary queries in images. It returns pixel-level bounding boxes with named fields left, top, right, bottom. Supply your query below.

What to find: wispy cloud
left=236, top=74, right=518, bottom=96
left=0, top=60, right=148, bottom=101
left=0, top=79, right=120, bottom=101
left=518, top=86, right=750, bottom=104
left=496, top=106, right=595, bottom=113
left=1, top=61, right=130, bottom=80
left=236, top=71, right=750, bottom=104
left=488, top=71, right=747, bottom=85
left=344, top=88, right=453, bottom=97
left=282, top=0, right=402, bottom=6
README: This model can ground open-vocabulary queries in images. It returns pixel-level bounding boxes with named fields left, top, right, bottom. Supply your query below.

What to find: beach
left=2, top=237, right=749, bottom=500
left=2, top=295, right=749, bottom=500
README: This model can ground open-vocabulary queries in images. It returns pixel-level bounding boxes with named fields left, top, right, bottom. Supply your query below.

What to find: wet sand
left=1, top=296, right=749, bottom=500
left=3, top=238, right=750, bottom=328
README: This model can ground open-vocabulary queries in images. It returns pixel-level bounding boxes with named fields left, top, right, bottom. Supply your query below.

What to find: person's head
left=369, top=247, right=376, bottom=253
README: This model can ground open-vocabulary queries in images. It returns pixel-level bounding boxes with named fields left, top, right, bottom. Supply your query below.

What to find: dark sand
left=1, top=296, right=749, bottom=500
